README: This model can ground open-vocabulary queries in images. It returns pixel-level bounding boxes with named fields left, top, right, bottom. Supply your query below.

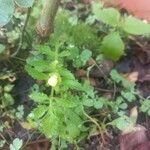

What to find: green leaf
left=0, top=0, right=15, bottom=27
left=111, top=116, right=133, bottom=131
left=4, top=84, right=14, bottom=92
left=83, top=99, right=94, bottom=107
left=29, top=92, right=49, bottom=103
left=29, top=105, right=47, bottom=120
left=121, top=91, right=135, bottom=102
left=62, top=79, right=82, bottom=91
left=40, top=113, right=59, bottom=138
left=140, top=99, right=150, bottom=115
left=110, top=69, right=124, bottom=83
left=36, top=45, right=55, bottom=58
left=110, top=69, right=133, bottom=88
left=10, top=138, right=23, bottom=150
left=94, top=99, right=104, bottom=109
left=0, top=44, right=5, bottom=53
left=80, top=49, right=92, bottom=65
left=60, top=69, right=75, bottom=80
left=27, top=59, right=50, bottom=72
left=56, top=98, right=79, bottom=108
left=59, top=51, right=70, bottom=57
left=25, top=65, right=47, bottom=80
left=4, top=93, right=14, bottom=106
left=67, top=123, right=80, bottom=139
left=93, top=7, right=120, bottom=27
left=122, top=16, right=150, bottom=35
left=15, top=0, right=34, bottom=7
left=101, top=32, right=124, bottom=61
left=119, top=103, right=128, bottom=110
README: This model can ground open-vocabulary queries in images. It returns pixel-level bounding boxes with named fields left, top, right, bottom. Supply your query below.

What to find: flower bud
left=48, top=74, right=58, bottom=87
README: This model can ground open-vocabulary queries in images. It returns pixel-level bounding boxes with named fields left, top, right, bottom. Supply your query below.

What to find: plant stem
left=82, top=109, right=105, bottom=144
left=49, top=87, right=54, bottom=108
left=51, top=87, right=54, bottom=97
left=11, top=8, right=31, bottom=57
left=36, top=0, right=61, bottom=37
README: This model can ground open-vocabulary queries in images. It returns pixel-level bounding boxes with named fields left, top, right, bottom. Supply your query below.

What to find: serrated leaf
left=94, top=100, right=104, bottom=109
left=15, top=0, right=34, bottom=7
left=36, top=45, right=55, bottom=58
left=59, top=51, right=70, bottom=57
left=56, top=99, right=79, bottom=108
left=40, top=113, right=59, bottom=138
left=66, top=110, right=82, bottom=126
left=27, top=59, right=50, bottom=72
left=60, top=69, right=75, bottom=80
left=67, top=123, right=80, bottom=139
left=93, top=7, right=120, bottom=27
left=29, top=105, right=47, bottom=120
left=25, top=65, right=47, bottom=80
left=29, top=92, right=49, bottom=103
left=83, top=99, right=94, bottom=107
left=122, top=16, right=150, bottom=35
left=63, top=79, right=82, bottom=90
left=101, top=32, right=124, bottom=61
left=0, top=0, right=14, bottom=27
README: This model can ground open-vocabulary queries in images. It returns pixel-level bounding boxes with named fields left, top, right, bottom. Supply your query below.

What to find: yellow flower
left=48, top=74, right=58, bottom=87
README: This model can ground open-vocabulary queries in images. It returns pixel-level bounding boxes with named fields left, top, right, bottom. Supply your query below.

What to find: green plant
left=0, top=84, right=14, bottom=109
left=140, top=99, right=150, bottom=116
left=25, top=43, right=109, bottom=147
left=91, top=1, right=150, bottom=61
left=108, top=70, right=136, bottom=114
left=24, top=9, right=150, bottom=145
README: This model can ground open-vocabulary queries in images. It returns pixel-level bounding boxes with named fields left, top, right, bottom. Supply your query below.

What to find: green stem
left=49, top=87, right=54, bottom=108
left=51, top=87, right=54, bottom=97
left=82, top=109, right=105, bottom=144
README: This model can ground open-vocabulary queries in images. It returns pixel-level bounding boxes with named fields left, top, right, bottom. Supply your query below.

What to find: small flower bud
left=48, top=74, right=58, bottom=87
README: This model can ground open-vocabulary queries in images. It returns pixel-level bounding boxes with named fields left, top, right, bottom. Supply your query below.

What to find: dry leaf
left=123, top=72, right=139, bottom=83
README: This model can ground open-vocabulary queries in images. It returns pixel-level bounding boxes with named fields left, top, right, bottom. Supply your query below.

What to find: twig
left=95, top=87, right=114, bottom=93
left=11, top=8, right=31, bottom=57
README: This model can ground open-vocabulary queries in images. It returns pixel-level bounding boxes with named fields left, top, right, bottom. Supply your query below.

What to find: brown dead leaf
left=75, top=69, right=86, bottom=77
left=119, top=125, right=149, bottom=150
left=123, top=72, right=139, bottom=83
left=134, top=141, right=150, bottom=150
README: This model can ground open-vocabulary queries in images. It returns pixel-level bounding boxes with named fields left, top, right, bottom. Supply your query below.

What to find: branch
left=36, top=0, right=61, bottom=38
